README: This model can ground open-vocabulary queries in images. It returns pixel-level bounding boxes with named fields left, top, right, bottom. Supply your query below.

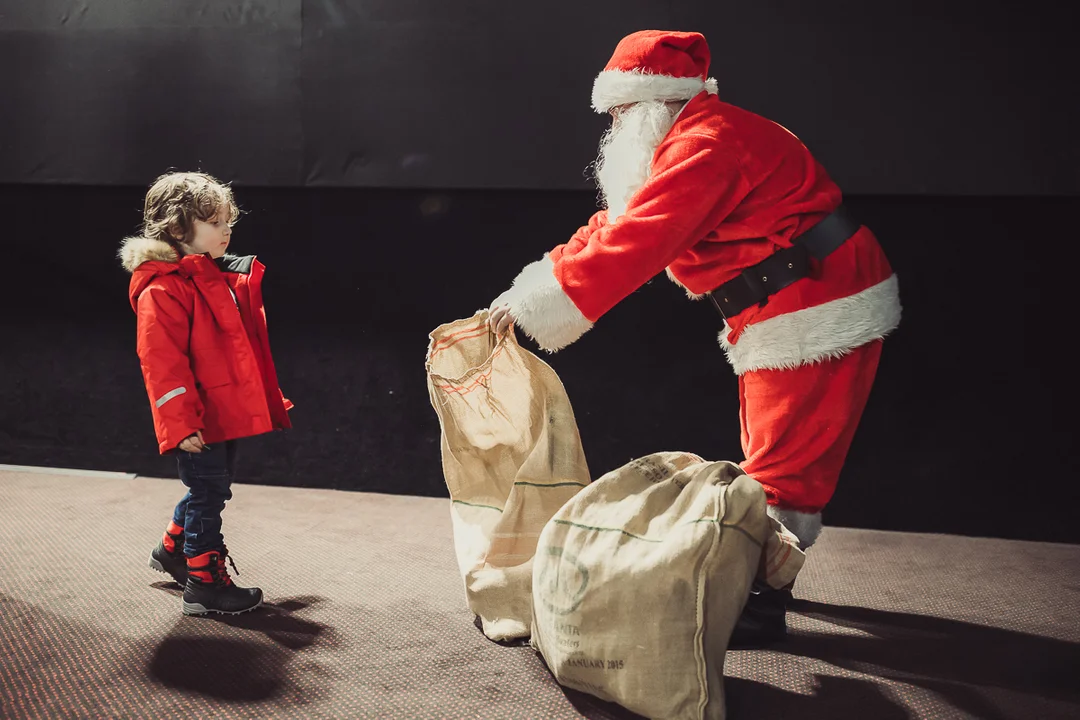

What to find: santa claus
left=488, top=30, right=901, bottom=644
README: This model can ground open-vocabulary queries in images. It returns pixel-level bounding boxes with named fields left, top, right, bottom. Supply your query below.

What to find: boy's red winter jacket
left=120, top=237, right=292, bottom=454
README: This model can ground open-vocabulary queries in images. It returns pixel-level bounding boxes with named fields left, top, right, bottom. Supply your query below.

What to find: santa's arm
left=495, top=135, right=748, bottom=352
left=564, top=209, right=608, bottom=253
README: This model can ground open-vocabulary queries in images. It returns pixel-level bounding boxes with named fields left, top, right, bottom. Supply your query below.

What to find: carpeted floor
left=1, top=466, right=1077, bottom=719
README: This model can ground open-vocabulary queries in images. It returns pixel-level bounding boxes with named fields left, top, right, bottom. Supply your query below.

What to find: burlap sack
left=530, top=451, right=805, bottom=720
left=425, top=311, right=591, bottom=641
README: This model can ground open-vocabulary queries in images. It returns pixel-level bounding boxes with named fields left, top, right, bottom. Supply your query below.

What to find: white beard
left=593, top=101, right=681, bottom=222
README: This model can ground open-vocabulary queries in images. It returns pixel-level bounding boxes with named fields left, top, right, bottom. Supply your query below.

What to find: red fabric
left=186, top=551, right=217, bottom=569
left=162, top=533, right=176, bottom=553
left=601, top=30, right=710, bottom=80
left=185, top=550, right=229, bottom=584
left=739, top=341, right=883, bottom=512
left=128, top=254, right=292, bottom=454
left=163, top=520, right=184, bottom=552
left=548, top=92, right=894, bottom=343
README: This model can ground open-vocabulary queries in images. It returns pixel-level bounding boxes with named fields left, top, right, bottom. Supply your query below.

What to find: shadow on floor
left=531, top=599, right=1080, bottom=720
left=725, top=673, right=912, bottom=720
left=776, top=600, right=1080, bottom=719
left=554, top=652, right=910, bottom=720
left=147, top=593, right=336, bottom=702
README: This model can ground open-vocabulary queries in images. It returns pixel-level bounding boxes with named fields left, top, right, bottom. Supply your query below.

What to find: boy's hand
left=178, top=431, right=206, bottom=453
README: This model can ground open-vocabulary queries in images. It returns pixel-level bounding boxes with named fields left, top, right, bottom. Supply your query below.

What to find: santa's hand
left=488, top=303, right=515, bottom=335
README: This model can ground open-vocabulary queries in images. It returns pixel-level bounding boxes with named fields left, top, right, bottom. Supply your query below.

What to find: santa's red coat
left=502, top=90, right=900, bottom=375
left=494, top=90, right=902, bottom=525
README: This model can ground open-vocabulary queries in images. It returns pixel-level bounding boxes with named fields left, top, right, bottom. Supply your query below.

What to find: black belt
left=706, top=205, right=861, bottom=319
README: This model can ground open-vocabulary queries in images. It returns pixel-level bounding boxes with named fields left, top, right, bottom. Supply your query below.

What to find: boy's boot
left=149, top=520, right=188, bottom=586
left=727, top=580, right=793, bottom=649
left=182, top=547, right=263, bottom=616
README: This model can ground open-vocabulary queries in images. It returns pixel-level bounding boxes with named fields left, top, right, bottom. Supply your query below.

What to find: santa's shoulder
left=668, top=94, right=809, bottom=155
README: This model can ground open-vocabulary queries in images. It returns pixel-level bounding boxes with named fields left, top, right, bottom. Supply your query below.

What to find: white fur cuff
left=492, top=254, right=593, bottom=353
left=767, top=506, right=823, bottom=550
left=591, top=70, right=718, bottom=113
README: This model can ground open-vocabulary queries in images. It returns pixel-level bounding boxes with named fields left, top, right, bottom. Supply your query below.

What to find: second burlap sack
left=531, top=451, right=805, bottom=719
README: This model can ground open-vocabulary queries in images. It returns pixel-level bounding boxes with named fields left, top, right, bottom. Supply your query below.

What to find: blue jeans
left=171, top=440, right=238, bottom=558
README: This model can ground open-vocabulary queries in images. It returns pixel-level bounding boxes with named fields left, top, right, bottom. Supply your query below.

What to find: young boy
left=118, top=171, right=293, bottom=616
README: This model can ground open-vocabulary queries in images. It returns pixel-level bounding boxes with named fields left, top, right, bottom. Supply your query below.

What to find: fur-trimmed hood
left=118, top=236, right=179, bottom=273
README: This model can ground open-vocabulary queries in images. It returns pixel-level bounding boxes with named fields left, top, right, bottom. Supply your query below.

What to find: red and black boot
left=149, top=520, right=188, bottom=586
left=182, top=547, right=263, bottom=616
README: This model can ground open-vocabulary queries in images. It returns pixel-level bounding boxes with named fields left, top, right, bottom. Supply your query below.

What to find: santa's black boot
left=728, top=580, right=793, bottom=649
left=182, top=548, right=263, bottom=616
left=149, top=520, right=188, bottom=586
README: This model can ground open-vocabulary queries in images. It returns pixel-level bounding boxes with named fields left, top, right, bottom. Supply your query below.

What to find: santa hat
left=591, top=30, right=718, bottom=113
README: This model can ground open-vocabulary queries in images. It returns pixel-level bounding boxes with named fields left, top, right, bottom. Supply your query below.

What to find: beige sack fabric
left=530, top=451, right=805, bottom=720
left=425, top=312, right=591, bottom=641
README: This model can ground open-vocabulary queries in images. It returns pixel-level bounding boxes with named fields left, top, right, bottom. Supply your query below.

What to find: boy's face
left=181, top=205, right=233, bottom=259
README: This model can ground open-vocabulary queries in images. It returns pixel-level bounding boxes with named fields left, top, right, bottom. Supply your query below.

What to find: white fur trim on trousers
left=767, top=506, right=823, bottom=550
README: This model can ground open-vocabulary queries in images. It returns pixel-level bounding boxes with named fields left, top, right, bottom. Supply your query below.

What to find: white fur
left=594, top=101, right=680, bottom=222
left=720, top=275, right=902, bottom=375
left=118, top=236, right=177, bottom=273
left=767, top=506, right=823, bottom=549
left=591, top=69, right=718, bottom=113
left=491, top=254, right=593, bottom=353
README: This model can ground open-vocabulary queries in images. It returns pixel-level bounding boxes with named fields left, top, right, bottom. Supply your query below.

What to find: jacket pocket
left=195, top=376, right=232, bottom=391
left=191, top=353, right=233, bottom=390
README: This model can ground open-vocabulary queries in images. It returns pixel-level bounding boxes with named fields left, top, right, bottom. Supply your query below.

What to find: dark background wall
left=1, top=1, right=1073, bottom=194
left=0, top=2, right=1074, bottom=544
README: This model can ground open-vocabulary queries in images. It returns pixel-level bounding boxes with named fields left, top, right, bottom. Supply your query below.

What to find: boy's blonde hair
left=141, top=172, right=240, bottom=246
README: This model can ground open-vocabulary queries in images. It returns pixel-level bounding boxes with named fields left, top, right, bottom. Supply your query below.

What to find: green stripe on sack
left=513, top=481, right=589, bottom=489
left=552, top=518, right=764, bottom=547
left=689, top=518, right=764, bottom=547
left=452, top=500, right=503, bottom=513
left=552, top=519, right=662, bottom=543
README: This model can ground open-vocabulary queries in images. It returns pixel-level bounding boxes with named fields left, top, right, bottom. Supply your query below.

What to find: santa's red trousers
left=739, top=340, right=882, bottom=513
